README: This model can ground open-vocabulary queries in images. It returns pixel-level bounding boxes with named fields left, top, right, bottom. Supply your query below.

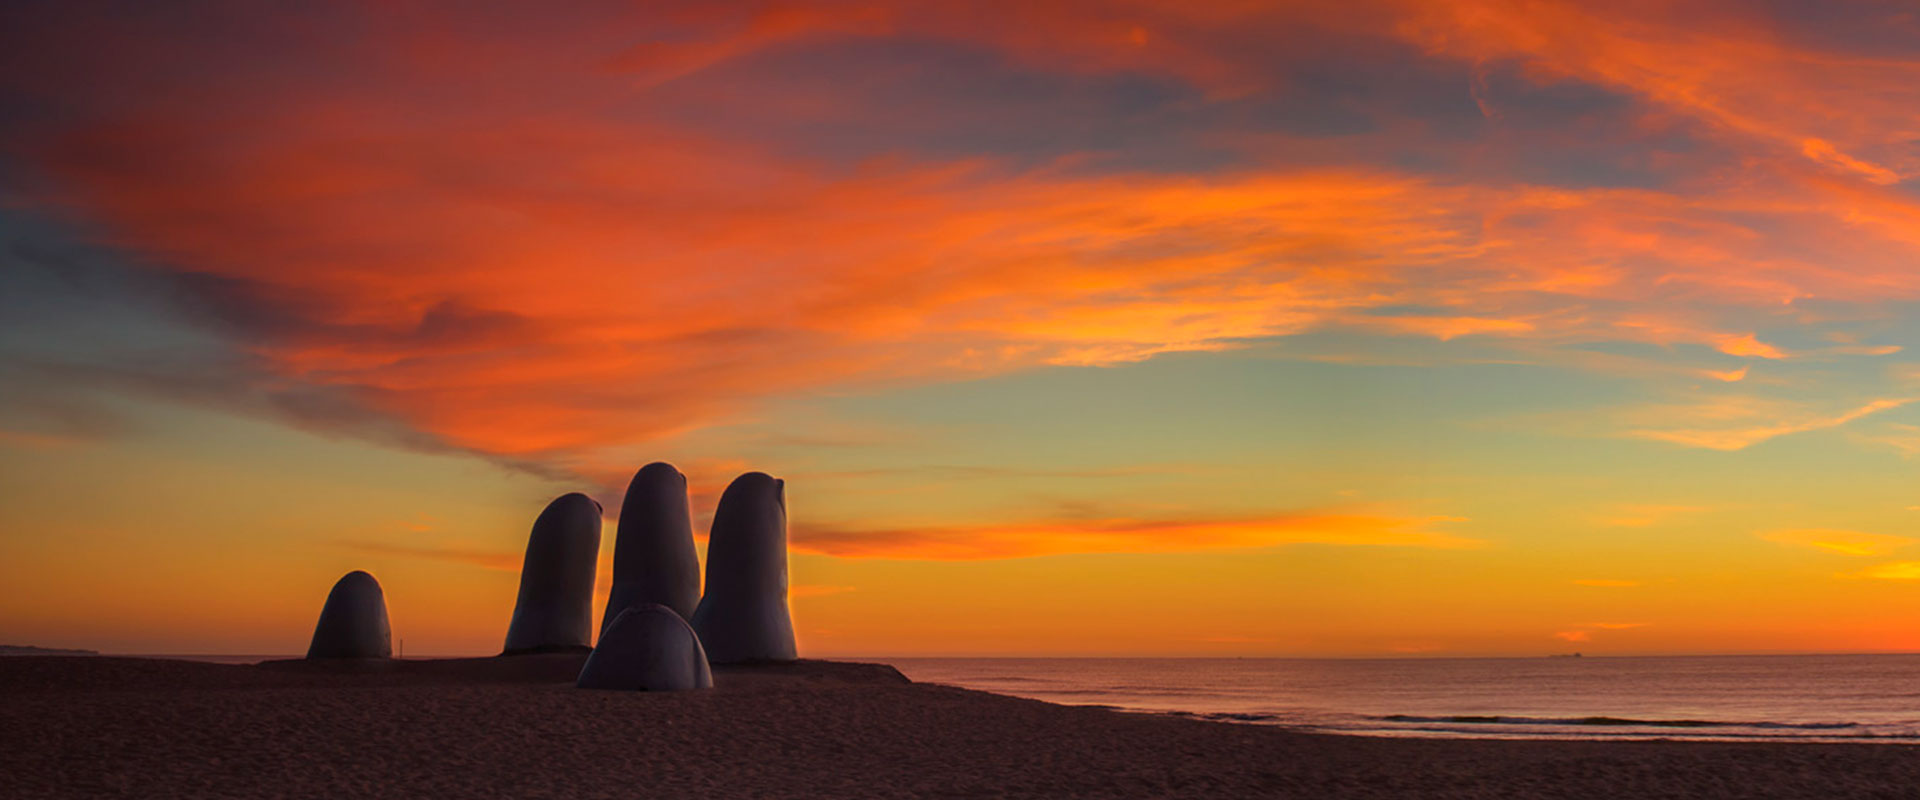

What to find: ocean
left=887, top=655, right=1920, bottom=742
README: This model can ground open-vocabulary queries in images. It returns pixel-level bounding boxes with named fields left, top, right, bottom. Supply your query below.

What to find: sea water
left=888, top=655, right=1920, bottom=742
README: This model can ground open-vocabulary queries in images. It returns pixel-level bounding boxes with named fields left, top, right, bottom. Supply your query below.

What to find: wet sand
left=3, top=655, right=1915, bottom=798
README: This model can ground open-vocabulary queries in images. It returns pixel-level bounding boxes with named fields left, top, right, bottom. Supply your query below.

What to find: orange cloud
left=1760, top=529, right=1914, bottom=557
left=792, top=513, right=1478, bottom=559
left=1800, top=138, right=1902, bottom=186
left=1855, top=562, right=1920, bottom=581
left=40, top=136, right=1919, bottom=473
left=7, top=0, right=1920, bottom=481
left=1713, top=334, right=1786, bottom=360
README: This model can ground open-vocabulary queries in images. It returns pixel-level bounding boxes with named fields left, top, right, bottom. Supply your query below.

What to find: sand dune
left=3, top=656, right=1913, bottom=799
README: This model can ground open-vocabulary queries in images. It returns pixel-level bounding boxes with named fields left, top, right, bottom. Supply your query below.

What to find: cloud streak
left=334, top=540, right=521, bottom=572
left=1760, top=529, right=1914, bottom=557
left=792, top=513, right=1477, bottom=560
left=1630, top=398, right=1915, bottom=451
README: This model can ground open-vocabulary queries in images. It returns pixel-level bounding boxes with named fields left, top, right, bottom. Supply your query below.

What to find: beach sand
left=4, top=655, right=1914, bottom=798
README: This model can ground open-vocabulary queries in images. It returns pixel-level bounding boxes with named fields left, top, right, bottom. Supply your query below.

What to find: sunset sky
left=5, top=1, right=1920, bottom=657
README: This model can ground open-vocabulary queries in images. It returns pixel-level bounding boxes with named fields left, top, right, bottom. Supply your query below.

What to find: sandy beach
left=4, top=656, right=1915, bottom=799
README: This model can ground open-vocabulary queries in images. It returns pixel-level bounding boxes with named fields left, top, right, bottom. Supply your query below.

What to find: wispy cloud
left=794, top=463, right=1196, bottom=483
left=1850, top=562, right=1920, bottom=581
left=1852, top=423, right=1920, bottom=459
left=1398, top=1, right=1920, bottom=184
left=1761, top=529, right=1914, bottom=557
left=1555, top=621, right=1650, bottom=642
left=792, top=513, right=1478, bottom=560
left=1629, top=398, right=1915, bottom=451
left=1702, top=365, right=1749, bottom=383
left=334, top=540, right=520, bottom=572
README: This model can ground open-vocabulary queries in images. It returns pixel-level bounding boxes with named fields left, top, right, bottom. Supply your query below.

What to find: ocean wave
left=1011, top=687, right=1246, bottom=699
left=1372, top=714, right=1861, bottom=730
left=909, top=655, right=1920, bottom=743
left=1344, top=726, right=1920, bottom=742
left=1052, top=705, right=1920, bottom=742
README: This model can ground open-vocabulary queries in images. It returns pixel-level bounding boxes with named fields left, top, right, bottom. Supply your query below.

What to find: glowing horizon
left=4, top=0, right=1920, bottom=657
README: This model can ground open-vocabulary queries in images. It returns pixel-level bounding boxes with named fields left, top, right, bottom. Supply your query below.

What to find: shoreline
left=6, top=655, right=1918, bottom=798
left=22, top=653, right=1920, bottom=745
left=21, top=653, right=1920, bottom=745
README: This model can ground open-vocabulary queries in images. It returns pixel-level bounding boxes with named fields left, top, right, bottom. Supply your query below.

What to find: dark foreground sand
left=4, top=656, right=1916, bottom=799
